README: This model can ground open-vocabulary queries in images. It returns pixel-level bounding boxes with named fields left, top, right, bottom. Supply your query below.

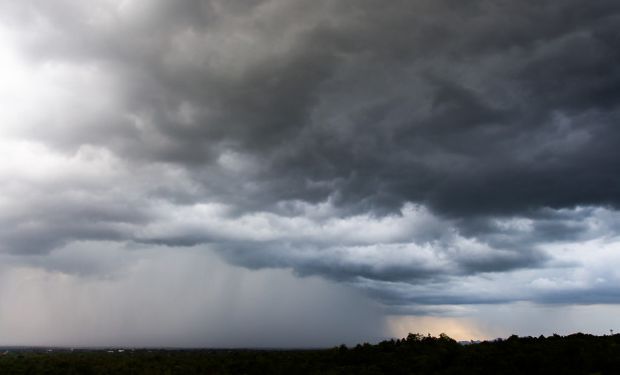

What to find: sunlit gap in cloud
left=0, top=25, right=34, bottom=138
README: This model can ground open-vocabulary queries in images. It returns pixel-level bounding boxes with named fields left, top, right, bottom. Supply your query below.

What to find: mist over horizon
left=1, top=0, right=620, bottom=348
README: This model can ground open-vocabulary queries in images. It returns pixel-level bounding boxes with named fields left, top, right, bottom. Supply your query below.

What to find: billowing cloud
left=1, top=0, right=620, bottom=345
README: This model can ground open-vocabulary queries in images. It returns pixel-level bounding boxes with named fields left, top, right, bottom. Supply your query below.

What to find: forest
left=1, top=333, right=619, bottom=374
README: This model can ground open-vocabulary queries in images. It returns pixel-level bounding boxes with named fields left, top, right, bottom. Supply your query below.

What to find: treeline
left=1, top=332, right=619, bottom=374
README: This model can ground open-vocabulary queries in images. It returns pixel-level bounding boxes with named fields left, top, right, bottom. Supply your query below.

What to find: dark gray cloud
left=4, top=0, right=619, bottom=217
left=1, top=0, right=620, bottom=325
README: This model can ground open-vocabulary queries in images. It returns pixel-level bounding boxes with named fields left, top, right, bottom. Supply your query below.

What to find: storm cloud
left=1, top=0, right=620, bottom=344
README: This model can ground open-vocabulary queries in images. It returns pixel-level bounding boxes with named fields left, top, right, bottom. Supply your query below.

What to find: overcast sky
left=1, top=0, right=620, bottom=347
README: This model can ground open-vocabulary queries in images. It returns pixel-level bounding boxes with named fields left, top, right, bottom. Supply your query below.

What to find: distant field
left=1, top=333, right=619, bottom=374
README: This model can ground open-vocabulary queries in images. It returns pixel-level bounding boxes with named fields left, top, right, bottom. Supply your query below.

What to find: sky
left=0, top=0, right=620, bottom=347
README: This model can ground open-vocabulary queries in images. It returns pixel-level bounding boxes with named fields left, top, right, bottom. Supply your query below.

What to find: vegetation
left=1, top=333, right=619, bottom=374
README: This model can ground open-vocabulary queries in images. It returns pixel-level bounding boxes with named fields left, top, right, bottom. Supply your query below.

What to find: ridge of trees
left=1, top=332, right=619, bottom=374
